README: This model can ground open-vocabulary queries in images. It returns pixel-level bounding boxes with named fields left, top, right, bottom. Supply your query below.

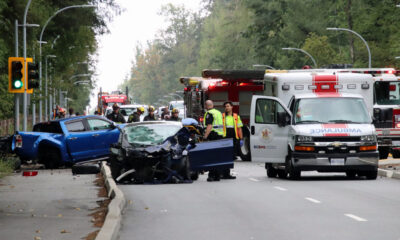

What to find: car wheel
left=365, top=170, right=378, bottom=180
left=378, top=147, right=389, bottom=159
left=179, top=156, right=191, bottom=180
left=346, top=171, right=356, bottom=178
left=110, top=156, right=123, bottom=181
left=239, top=127, right=251, bottom=161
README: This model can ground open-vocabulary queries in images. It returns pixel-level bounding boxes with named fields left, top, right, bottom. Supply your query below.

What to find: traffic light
left=8, top=57, right=25, bottom=93
left=26, top=58, right=39, bottom=94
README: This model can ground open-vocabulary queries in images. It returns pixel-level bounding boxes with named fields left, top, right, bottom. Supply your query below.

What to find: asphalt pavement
left=118, top=161, right=400, bottom=240
left=0, top=169, right=104, bottom=240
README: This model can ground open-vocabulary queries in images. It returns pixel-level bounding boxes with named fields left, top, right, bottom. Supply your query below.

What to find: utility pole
left=14, top=20, right=20, bottom=132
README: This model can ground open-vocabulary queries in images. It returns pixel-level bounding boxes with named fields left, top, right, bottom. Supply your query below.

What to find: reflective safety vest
left=203, top=108, right=223, bottom=136
left=222, top=113, right=243, bottom=139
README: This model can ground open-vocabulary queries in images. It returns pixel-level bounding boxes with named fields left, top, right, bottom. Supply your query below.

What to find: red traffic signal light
left=8, top=57, right=25, bottom=93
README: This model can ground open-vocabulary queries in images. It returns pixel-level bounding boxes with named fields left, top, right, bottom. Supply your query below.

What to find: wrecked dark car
left=109, top=119, right=234, bottom=183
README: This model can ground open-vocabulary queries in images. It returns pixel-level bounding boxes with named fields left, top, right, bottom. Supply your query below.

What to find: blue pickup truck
left=13, top=116, right=122, bottom=168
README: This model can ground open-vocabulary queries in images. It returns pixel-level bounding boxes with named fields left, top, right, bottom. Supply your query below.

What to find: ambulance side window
left=255, top=99, right=285, bottom=124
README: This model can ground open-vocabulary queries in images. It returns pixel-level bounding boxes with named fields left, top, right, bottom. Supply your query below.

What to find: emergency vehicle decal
left=308, top=124, right=362, bottom=136
left=312, top=75, right=338, bottom=93
left=261, top=128, right=272, bottom=142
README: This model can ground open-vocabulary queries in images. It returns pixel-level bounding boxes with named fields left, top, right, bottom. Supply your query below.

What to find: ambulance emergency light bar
left=282, top=83, right=370, bottom=91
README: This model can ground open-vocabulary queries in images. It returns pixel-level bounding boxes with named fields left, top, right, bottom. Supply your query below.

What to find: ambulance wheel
left=391, top=149, right=400, bottom=159
left=285, top=152, right=300, bottom=180
left=378, top=147, right=389, bottom=159
left=239, top=127, right=251, bottom=161
left=277, top=169, right=287, bottom=179
left=345, top=171, right=356, bottom=178
left=266, top=166, right=277, bottom=178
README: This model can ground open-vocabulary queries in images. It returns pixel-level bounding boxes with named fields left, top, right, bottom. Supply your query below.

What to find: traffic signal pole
left=14, top=19, right=19, bottom=132
left=23, top=0, right=32, bottom=131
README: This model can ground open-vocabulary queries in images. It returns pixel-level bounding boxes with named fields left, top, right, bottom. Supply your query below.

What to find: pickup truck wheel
left=277, top=169, right=287, bottom=179
left=239, top=127, right=251, bottom=161
left=378, top=147, right=389, bottom=159
left=43, top=149, right=60, bottom=169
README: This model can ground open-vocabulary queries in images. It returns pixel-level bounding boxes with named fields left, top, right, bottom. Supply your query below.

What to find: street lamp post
left=282, top=47, right=317, bottom=68
left=253, top=64, right=275, bottom=69
left=38, top=4, right=95, bottom=123
left=45, top=55, right=56, bottom=120
left=326, top=27, right=371, bottom=68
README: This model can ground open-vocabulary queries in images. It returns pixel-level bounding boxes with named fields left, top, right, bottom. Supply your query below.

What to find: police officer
left=128, top=106, right=144, bottom=123
left=168, top=108, right=181, bottom=121
left=144, top=106, right=158, bottom=121
left=203, top=100, right=224, bottom=181
left=107, top=104, right=126, bottom=123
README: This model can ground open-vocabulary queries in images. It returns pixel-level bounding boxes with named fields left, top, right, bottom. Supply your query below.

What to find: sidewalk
left=0, top=169, right=105, bottom=240
left=379, top=158, right=400, bottom=179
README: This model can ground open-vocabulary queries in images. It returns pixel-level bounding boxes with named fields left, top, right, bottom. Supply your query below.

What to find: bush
left=0, top=156, right=19, bottom=178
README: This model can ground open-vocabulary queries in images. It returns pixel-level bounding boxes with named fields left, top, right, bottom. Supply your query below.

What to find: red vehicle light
left=15, top=135, right=22, bottom=148
left=22, top=171, right=38, bottom=177
left=396, top=123, right=400, bottom=128
left=390, top=85, right=396, bottom=91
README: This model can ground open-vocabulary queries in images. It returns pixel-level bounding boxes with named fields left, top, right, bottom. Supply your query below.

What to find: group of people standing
left=106, top=104, right=182, bottom=123
left=203, top=100, right=243, bottom=182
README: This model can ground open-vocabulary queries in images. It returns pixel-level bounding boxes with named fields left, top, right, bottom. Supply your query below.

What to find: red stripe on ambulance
left=312, top=75, right=338, bottom=93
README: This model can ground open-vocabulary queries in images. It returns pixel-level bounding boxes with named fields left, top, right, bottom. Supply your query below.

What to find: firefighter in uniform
left=107, top=104, right=126, bottom=123
left=168, top=108, right=181, bottom=121
left=128, top=106, right=144, bottom=123
left=203, top=100, right=224, bottom=181
left=144, top=106, right=158, bottom=121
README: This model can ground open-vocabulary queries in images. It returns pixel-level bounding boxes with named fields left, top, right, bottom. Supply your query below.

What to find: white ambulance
left=249, top=71, right=379, bottom=179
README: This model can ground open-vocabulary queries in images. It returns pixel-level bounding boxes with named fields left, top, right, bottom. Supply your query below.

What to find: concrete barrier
left=95, top=161, right=126, bottom=240
left=378, top=168, right=400, bottom=179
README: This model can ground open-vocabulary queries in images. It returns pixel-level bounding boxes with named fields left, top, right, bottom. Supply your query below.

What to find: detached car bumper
left=291, top=151, right=378, bottom=172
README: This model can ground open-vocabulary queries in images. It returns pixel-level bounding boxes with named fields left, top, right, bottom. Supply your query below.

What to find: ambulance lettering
left=310, top=124, right=362, bottom=136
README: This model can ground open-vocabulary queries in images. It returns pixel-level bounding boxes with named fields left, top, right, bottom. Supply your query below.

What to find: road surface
left=118, top=162, right=400, bottom=240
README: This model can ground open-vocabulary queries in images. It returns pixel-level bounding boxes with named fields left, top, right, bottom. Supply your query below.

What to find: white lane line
left=274, top=186, right=288, bottom=191
left=345, top=214, right=367, bottom=222
left=305, top=197, right=321, bottom=204
left=248, top=178, right=260, bottom=182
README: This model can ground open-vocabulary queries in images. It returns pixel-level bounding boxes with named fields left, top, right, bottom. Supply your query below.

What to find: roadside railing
left=0, top=116, right=39, bottom=135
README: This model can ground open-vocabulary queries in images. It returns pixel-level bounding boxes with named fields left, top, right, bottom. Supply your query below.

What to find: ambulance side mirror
left=277, top=112, right=290, bottom=127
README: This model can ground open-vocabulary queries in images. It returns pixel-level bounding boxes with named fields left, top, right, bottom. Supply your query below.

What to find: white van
left=249, top=71, right=379, bottom=179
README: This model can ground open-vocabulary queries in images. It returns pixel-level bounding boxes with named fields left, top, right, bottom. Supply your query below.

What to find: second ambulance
left=250, top=71, right=379, bottom=179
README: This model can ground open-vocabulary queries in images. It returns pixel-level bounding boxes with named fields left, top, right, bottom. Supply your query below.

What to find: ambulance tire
left=277, top=169, right=287, bottom=179
left=378, top=147, right=389, bottom=160
left=266, top=166, right=277, bottom=178
left=239, top=127, right=251, bottom=161
left=285, top=151, right=300, bottom=180
left=365, top=170, right=378, bottom=180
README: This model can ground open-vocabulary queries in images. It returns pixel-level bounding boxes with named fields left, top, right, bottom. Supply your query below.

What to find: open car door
left=250, top=96, right=292, bottom=163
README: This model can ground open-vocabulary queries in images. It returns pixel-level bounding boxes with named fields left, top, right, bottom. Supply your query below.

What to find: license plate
left=393, top=141, right=400, bottom=146
left=331, top=158, right=345, bottom=165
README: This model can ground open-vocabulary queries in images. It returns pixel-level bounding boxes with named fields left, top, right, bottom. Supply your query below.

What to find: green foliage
left=0, top=0, right=121, bottom=119
left=121, top=0, right=400, bottom=105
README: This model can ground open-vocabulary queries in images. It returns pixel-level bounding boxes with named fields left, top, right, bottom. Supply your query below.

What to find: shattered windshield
left=124, top=124, right=181, bottom=145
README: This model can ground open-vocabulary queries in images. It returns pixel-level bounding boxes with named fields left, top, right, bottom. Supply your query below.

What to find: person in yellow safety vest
left=203, top=100, right=224, bottom=182
left=221, top=101, right=243, bottom=179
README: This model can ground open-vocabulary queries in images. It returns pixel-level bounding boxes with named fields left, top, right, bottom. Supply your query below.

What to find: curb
left=95, top=161, right=126, bottom=240
left=378, top=168, right=400, bottom=179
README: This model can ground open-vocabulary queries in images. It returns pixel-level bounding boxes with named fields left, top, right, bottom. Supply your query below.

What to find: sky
left=90, top=0, right=202, bottom=108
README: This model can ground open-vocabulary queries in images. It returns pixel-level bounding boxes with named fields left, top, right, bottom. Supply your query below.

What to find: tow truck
left=180, top=70, right=267, bottom=161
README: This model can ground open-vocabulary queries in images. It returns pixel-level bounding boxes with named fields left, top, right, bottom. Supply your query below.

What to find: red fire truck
left=97, top=87, right=130, bottom=115
left=180, top=70, right=272, bottom=161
